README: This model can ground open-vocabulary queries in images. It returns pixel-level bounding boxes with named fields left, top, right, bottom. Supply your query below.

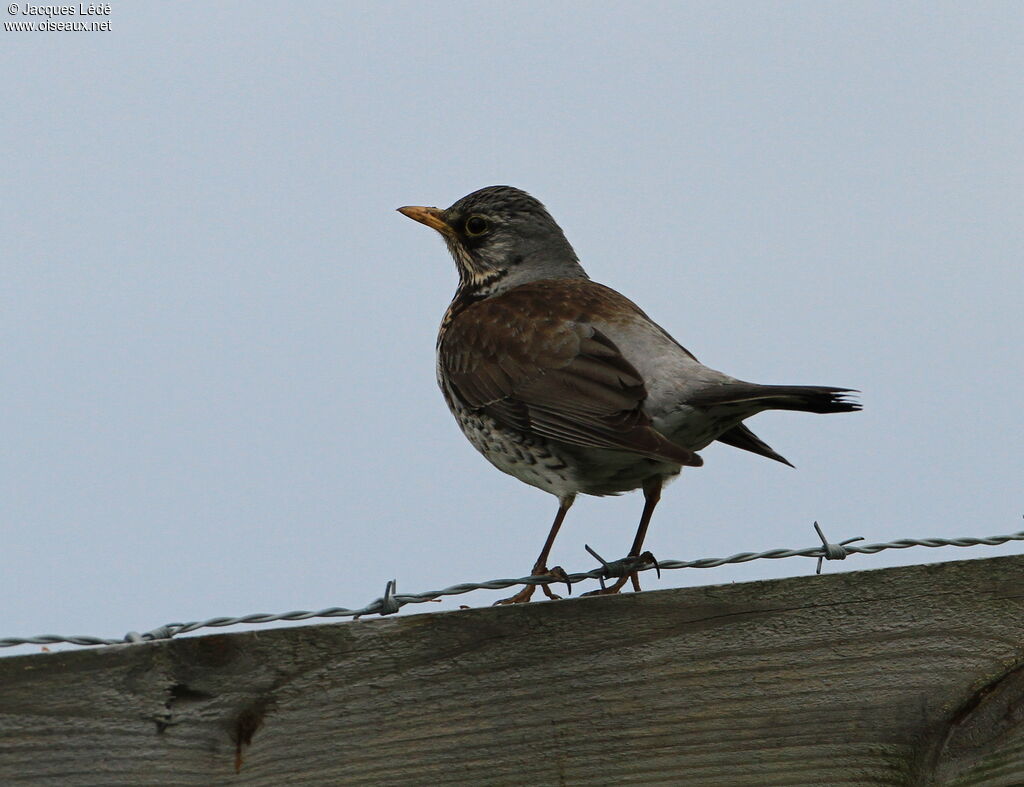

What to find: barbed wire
left=3, top=523, right=1023, bottom=650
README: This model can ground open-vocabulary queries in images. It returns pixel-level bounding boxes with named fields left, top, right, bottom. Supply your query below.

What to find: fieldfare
left=399, top=186, right=859, bottom=603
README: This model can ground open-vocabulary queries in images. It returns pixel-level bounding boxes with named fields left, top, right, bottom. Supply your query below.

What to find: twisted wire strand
left=3, top=527, right=1022, bottom=649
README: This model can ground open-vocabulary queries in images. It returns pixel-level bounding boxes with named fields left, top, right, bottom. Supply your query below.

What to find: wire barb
left=3, top=527, right=1023, bottom=650
left=584, top=544, right=616, bottom=589
left=812, top=521, right=865, bottom=574
left=355, top=579, right=401, bottom=619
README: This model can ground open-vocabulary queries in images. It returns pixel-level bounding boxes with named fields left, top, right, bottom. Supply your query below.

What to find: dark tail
left=701, top=384, right=860, bottom=467
left=715, top=422, right=795, bottom=466
left=690, top=383, right=861, bottom=414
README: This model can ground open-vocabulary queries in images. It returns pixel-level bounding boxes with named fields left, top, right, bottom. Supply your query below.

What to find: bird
left=398, top=186, right=859, bottom=603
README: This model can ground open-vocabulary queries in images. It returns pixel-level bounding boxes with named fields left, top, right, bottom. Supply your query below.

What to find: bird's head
left=398, top=186, right=587, bottom=296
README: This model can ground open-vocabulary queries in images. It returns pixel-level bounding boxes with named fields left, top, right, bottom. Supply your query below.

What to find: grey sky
left=3, top=2, right=1022, bottom=654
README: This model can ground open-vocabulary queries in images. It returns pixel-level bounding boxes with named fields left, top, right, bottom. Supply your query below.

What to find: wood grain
left=3, top=555, right=1024, bottom=785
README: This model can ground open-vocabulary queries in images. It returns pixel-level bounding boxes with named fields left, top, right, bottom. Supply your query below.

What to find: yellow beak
left=397, top=205, right=453, bottom=236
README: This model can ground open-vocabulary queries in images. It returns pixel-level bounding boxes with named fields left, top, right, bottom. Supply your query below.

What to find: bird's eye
left=464, top=215, right=489, bottom=236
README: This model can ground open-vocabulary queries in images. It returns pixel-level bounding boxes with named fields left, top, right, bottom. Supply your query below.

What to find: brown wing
left=439, top=285, right=702, bottom=467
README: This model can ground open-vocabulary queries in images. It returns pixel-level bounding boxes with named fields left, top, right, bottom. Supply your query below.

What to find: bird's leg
left=532, top=495, right=574, bottom=600
left=494, top=495, right=575, bottom=605
left=588, top=476, right=664, bottom=596
left=625, top=476, right=663, bottom=592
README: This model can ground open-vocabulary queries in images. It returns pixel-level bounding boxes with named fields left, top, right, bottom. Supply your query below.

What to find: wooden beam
left=3, top=555, right=1024, bottom=785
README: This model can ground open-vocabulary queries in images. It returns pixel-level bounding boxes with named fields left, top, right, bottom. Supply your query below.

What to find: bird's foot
left=582, top=551, right=660, bottom=596
left=581, top=577, right=631, bottom=596
left=493, top=565, right=570, bottom=605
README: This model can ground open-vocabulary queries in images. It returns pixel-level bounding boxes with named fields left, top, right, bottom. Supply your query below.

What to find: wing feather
left=439, top=286, right=701, bottom=467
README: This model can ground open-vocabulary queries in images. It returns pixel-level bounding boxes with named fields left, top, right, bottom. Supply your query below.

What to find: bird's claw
left=635, top=550, right=661, bottom=578
left=542, top=565, right=571, bottom=598
left=582, top=550, right=660, bottom=596
left=493, top=564, right=570, bottom=605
